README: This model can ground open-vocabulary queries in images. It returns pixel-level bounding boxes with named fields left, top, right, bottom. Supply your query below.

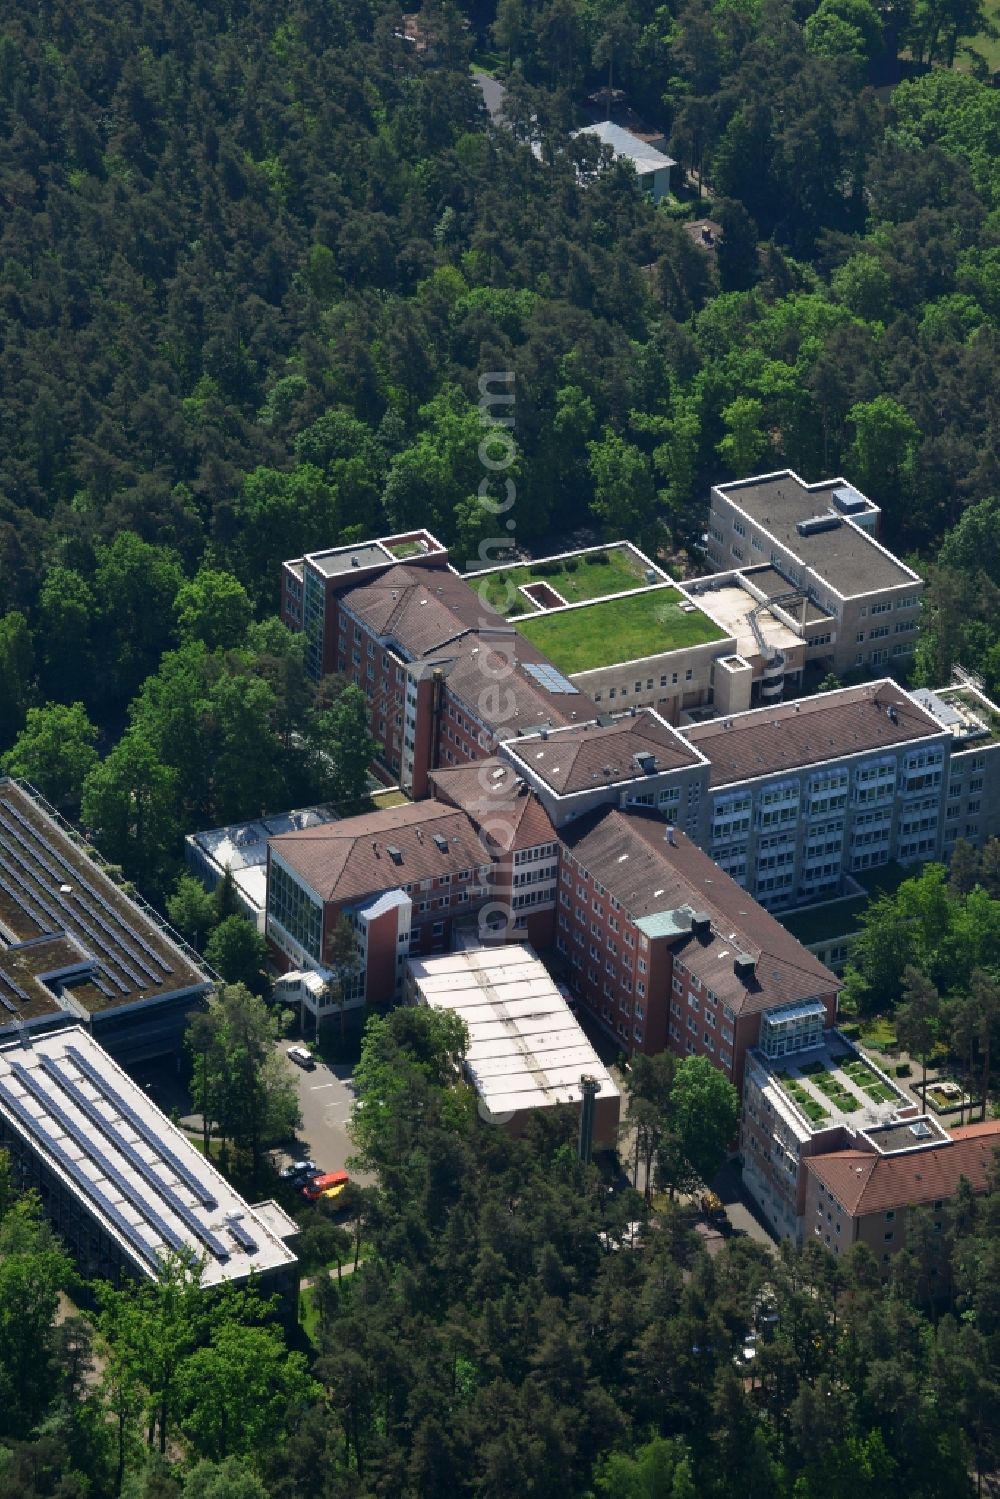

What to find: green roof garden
left=515, top=587, right=726, bottom=675
left=469, top=546, right=653, bottom=618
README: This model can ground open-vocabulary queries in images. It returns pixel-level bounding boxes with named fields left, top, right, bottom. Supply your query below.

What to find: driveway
left=277, top=1045, right=374, bottom=1184
left=473, top=69, right=507, bottom=125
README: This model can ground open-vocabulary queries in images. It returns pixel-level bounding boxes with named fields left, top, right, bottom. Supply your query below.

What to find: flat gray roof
left=0, top=1026, right=297, bottom=1285
left=717, top=475, right=918, bottom=596
left=308, top=542, right=389, bottom=577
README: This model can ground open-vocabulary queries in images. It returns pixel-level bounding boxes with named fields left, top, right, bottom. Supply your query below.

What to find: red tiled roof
left=428, top=761, right=557, bottom=854
left=268, top=801, right=490, bottom=905
left=504, top=709, right=701, bottom=795
left=561, top=808, right=838, bottom=1016
left=807, top=1123, right=1000, bottom=1216
left=682, top=681, right=943, bottom=788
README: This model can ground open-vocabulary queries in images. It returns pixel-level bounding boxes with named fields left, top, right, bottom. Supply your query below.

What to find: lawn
left=960, top=0, right=1000, bottom=70
left=371, top=786, right=409, bottom=809
left=809, top=1068, right=863, bottom=1112
left=779, top=864, right=910, bottom=948
left=857, top=1016, right=898, bottom=1052
left=842, top=1057, right=897, bottom=1102
left=470, top=547, right=651, bottom=618
left=517, top=587, right=725, bottom=674
left=777, top=1073, right=830, bottom=1125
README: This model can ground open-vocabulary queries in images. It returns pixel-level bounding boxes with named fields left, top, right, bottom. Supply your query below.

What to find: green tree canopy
left=1, top=702, right=98, bottom=808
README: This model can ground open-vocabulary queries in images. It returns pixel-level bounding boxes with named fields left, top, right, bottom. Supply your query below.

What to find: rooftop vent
left=351, top=556, right=360, bottom=567
left=832, top=484, right=868, bottom=514
left=387, top=846, right=403, bottom=865
left=665, top=824, right=676, bottom=846
left=796, top=515, right=842, bottom=538
left=645, top=568, right=658, bottom=584
left=432, top=833, right=448, bottom=852
left=690, top=911, right=711, bottom=937
left=910, top=1120, right=933, bottom=1139
left=887, top=704, right=899, bottom=724
left=733, top=952, right=756, bottom=982
left=634, top=750, right=657, bottom=774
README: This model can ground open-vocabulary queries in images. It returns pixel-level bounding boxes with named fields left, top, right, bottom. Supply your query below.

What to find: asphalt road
left=276, top=1045, right=374, bottom=1184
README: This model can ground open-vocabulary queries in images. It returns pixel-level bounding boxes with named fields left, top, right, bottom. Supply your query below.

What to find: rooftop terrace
left=752, top=1032, right=908, bottom=1138
left=516, top=587, right=726, bottom=675
left=911, top=684, right=1000, bottom=745
left=467, top=544, right=662, bottom=619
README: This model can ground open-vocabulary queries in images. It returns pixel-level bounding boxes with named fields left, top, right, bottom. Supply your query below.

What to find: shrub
left=839, top=1023, right=861, bottom=1040
left=895, top=1062, right=911, bottom=1077
left=533, top=560, right=563, bottom=577
left=563, top=555, right=579, bottom=572
left=585, top=551, right=610, bottom=566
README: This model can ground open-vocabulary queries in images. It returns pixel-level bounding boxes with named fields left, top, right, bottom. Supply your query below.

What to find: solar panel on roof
left=65, top=1046, right=218, bottom=1209
left=226, top=1216, right=258, bottom=1254
left=0, top=836, right=133, bottom=993
left=523, top=661, right=579, bottom=694
left=13, top=1060, right=230, bottom=1261
left=0, top=1077, right=164, bottom=1272
left=0, top=867, right=56, bottom=935
left=6, top=1065, right=187, bottom=1257
left=0, top=801, right=172, bottom=977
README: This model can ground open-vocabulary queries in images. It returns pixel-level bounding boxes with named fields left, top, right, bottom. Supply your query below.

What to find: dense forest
left=1, top=1003, right=998, bottom=1498
left=1, top=0, right=1000, bottom=853
left=2, top=0, right=1000, bottom=1491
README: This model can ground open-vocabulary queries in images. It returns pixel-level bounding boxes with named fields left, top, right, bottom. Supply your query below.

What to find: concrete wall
left=572, top=634, right=736, bottom=724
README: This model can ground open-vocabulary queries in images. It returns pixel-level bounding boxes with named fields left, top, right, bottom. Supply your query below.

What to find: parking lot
left=275, top=1044, right=373, bottom=1184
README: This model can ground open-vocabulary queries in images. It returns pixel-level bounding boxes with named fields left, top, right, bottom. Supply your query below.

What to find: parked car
left=279, top=1158, right=318, bottom=1182
left=303, top=1170, right=349, bottom=1203
left=287, top=1045, right=315, bottom=1070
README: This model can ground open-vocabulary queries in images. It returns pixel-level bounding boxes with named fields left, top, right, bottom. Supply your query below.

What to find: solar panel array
left=65, top=1045, right=217, bottom=1210
left=0, top=1043, right=253, bottom=1273
left=0, top=1076, right=164, bottom=1272
left=523, top=661, right=579, bottom=695
left=0, top=795, right=176, bottom=1001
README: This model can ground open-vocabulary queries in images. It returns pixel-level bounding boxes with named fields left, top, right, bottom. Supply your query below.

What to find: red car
left=302, top=1170, right=349, bottom=1203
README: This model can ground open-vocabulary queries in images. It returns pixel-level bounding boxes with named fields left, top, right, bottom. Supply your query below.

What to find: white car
left=287, top=1045, right=315, bottom=1070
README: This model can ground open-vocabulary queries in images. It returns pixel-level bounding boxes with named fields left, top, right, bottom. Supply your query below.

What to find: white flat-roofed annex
left=408, top=945, right=618, bottom=1119
left=0, top=1026, right=297, bottom=1288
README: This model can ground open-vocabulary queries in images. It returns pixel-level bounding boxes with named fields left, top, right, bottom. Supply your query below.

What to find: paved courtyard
left=275, top=1044, right=374, bottom=1184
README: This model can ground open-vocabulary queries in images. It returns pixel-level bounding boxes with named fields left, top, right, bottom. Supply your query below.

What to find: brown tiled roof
left=428, top=631, right=598, bottom=737
left=561, top=808, right=838, bottom=1017
left=428, top=762, right=557, bottom=854
left=341, top=565, right=499, bottom=661
left=682, top=681, right=943, bottom=788
left=268, top=801, right=490, bottom=904
left=342, top=564, right=598, bottom=734
left=504, top=709, right=702, bottom=794
left=807, top=1123, right=1000, bottom=1216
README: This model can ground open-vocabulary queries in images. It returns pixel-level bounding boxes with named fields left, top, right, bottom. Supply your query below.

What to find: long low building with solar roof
left=405, top=944, right=620, bottom=1145
left=0, top=1025, right=299, bottom=1314
left=0, top=779, right=213, bottom=1063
